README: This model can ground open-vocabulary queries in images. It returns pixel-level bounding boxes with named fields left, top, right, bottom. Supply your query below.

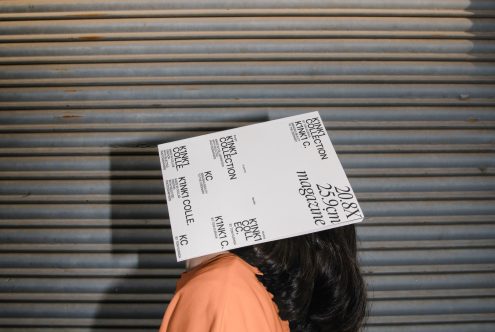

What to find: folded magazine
left=158, top=111, right=364, bottom=261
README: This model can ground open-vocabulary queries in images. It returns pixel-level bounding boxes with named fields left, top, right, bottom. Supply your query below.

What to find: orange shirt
left=159, top=252, right=290, bottom=332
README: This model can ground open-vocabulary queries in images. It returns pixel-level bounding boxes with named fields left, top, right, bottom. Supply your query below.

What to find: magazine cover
left=158, top=111, right=364, bottom=261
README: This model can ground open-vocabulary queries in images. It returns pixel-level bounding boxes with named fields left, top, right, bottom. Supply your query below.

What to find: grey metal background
left=0, top=0, right=494, bottom=331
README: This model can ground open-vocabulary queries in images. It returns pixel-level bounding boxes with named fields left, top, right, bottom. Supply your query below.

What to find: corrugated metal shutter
left=1, top=0, right=494, bottom=331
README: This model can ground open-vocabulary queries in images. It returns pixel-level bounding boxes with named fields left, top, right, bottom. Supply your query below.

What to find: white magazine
left=158, top=111, right=364, bottom=261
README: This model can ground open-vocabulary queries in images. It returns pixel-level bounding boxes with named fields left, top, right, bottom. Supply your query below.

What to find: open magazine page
left=158, top=111, right=364, bottom=261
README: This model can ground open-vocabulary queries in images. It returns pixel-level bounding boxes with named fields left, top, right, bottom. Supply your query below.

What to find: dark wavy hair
left=231, top=224, right=367, bottom=332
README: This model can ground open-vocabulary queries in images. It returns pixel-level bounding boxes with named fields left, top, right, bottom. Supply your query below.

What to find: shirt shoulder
left=159, top=253, right=290, bottom=332
left=178, top=252, right=261, bottom=291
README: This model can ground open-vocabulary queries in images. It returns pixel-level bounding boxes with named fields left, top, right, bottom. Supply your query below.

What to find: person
left=158, top=224, right=367, bottom=331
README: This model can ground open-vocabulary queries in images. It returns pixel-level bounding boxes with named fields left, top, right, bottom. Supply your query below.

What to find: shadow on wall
left=92, top=149, right=179, bottom=330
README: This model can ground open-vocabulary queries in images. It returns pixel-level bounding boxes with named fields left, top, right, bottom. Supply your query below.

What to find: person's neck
left=185, top=251, right=228, bottom=271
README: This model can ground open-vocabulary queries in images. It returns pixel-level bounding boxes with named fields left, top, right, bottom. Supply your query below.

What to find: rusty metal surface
left=0, top=0, right=494, bottom=331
